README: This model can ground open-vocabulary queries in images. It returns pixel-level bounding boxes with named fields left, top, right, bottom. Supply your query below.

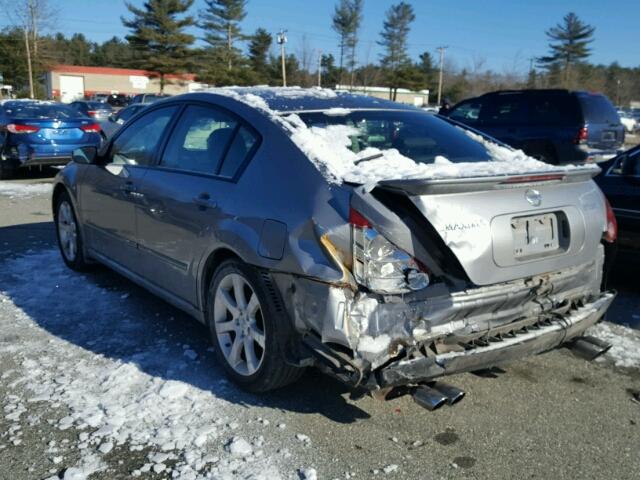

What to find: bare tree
left=1, top=0, right=57, bottom=98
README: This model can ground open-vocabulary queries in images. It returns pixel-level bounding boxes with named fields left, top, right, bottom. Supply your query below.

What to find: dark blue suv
left=444, top=89, right=624, bottom=164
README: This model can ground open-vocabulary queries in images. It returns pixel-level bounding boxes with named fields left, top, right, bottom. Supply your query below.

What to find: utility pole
left=317, top=50, right=322, bottom=88
left=24, top=27, right=34, bottom=99
left=436, top=46, right=447, bottom=106
left=277, top=29, right=288, bottom=87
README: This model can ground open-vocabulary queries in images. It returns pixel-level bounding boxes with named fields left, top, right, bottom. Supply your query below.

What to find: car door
left=599, top=147, right=640, bottom=249
left=135, top=103, right=260, bottom=305
left=78, top=105, right=178, bottom=271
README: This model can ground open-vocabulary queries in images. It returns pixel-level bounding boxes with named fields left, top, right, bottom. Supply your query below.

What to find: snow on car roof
left=205, top=87, right=599, bottom=185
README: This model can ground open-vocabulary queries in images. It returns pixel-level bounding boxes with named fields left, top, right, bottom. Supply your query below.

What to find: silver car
left=52, top=88, right=616, bottom=406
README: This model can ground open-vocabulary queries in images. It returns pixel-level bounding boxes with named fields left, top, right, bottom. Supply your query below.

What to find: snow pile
left=0, top=181, right=52, bottom=198
left=587, top=321, right=640, bottom=369
left=0, top=249, right=297, bottom=479
left=206, top=86, right=598, bottom=184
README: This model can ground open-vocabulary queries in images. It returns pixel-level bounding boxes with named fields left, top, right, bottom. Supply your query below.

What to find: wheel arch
left=199, top=247, right=243, bottom=316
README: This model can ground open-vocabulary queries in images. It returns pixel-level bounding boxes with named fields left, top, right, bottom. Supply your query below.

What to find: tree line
left=0, top=0, right=638, bottom=106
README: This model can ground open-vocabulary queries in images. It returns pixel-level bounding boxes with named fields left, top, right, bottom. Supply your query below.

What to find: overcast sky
left=1, top=0, right=637, bottom=73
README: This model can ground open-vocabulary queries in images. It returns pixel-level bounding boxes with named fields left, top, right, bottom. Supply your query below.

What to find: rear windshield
left=87, top=102, right=112, bottom=110
left=296, top=110, right=493, bottom=164
left=2, top=103, right=83, bottom=120
left=578, top=94, right=619, bottom=124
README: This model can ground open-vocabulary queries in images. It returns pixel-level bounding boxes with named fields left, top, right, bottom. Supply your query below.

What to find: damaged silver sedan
left=52, top=88, right=617, bottom=407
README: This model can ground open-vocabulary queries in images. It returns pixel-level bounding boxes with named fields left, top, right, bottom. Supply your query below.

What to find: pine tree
left=378, top=1, right=415, bottom=100
left=537, top=12, right=595, bottom=88
left=122, top=0, right=195, bottom=93
left=346, top=0, right=363, bottom=88
left=248, top=28, right=272, bottom=83
left=332, top=0, right=356, bottom=85
left=199, top=0, right=247, bottom=71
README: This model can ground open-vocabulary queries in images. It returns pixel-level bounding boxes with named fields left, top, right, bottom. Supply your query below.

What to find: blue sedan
left=0, top=101, right=103, bottom=179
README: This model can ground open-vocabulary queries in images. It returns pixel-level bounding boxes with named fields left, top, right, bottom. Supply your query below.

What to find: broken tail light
left=350, top=207, right=430, bottom=294
left=603, top=197, right=617, bottom=243
left=7, top=124, right=39, bottom=134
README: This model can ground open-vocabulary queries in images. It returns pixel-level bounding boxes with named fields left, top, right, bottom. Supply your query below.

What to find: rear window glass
left=87, top=102, right=112, bottom=110
left=297, top=110, right=493, bottom=164
left=2, top=104, right=83, bottom=119
left=578, top=94, right=619, bottom=124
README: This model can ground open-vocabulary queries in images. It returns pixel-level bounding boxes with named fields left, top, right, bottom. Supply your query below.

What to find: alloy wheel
left=57, top=201, right=78, bottom=262
left=213, top=273, right=266, bottom=376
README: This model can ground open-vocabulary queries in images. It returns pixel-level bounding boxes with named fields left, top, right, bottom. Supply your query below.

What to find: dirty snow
left=588, top=321, right=640, bottom=369
left=203, top=86, right=599, bottom=185
left=0, top=249, right=309, bottom=479
left=0, top=181, right=52, bottom=198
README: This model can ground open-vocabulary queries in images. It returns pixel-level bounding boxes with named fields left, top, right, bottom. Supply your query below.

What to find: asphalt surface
left=1, top=173, right=639, bottom=480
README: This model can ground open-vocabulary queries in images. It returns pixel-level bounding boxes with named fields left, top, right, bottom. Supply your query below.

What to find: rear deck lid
left=380, top=170, right=606, bottom=286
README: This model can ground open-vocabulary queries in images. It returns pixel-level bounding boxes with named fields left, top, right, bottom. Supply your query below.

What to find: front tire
left=207, top=259, right=303, bottom=392
left=54, top=191, right=89, bottom=271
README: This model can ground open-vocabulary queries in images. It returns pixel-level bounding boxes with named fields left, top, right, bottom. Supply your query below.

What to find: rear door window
left=578, top=94, right=619, bottom=124
left=528, top=94, right=580, bottom=126
left=160, top=105, right=238, bottom=175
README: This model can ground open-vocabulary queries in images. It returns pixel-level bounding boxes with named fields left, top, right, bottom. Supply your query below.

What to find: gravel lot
left=1, top=173, right=639, bottom=480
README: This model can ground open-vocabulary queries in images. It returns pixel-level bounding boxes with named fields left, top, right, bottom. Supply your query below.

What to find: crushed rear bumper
left=378, top=291, right=615, bottom=387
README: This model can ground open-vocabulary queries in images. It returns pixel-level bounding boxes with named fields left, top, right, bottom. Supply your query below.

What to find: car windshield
left=296, top=110, right=493, bottom=164
left=2, top=103, right=84, bottom=119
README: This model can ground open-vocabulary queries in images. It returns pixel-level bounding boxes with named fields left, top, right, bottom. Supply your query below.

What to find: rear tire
left=207, top=259, right=303, bottom=392
left=54, top=190, right=90, bottom=271
left=0, top=161, right=16, bottom=180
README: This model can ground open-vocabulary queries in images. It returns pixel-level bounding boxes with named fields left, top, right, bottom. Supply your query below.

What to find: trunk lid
left=375, top=169, right=606, bottom=286
left=11, top=118, right=98, bottom=145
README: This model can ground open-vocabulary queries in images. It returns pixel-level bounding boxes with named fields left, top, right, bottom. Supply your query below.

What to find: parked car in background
left=69, top=101, right=113, bottom=122
left=100, top=103, right=147, bottom=138
left=617, top=110, right=638, bottom=133
left=52, top=88, right=615, bottom=403
left=443, top=89, right=624, bottom=164
left=0, top=101, right=102, bottom=179
left=596, top=145, right=640, bottom=251
left=89, top=93, right=110, bottom=103
left=107, top=93, right=130, bottom=108
left=130, top=93, right=171, bottom=104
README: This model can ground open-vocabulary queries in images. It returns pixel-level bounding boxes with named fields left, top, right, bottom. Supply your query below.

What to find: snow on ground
left=0, top=181, right=52, bottom=199
left=0, top=249, right=311, bottom=479
left=588, top=321, right=640, bottom=369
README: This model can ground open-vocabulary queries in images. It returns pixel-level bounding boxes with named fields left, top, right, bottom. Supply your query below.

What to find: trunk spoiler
left=376, top=167, right=601, bottom=196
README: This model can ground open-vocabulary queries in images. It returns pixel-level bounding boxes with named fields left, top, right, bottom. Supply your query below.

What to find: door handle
left=193, top=192, right=217, bottom=209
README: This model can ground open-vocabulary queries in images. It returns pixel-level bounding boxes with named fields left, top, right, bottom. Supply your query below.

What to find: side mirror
left=72, top=146, right=97, bottom=165
left=108, top=114, right=116, bottom=122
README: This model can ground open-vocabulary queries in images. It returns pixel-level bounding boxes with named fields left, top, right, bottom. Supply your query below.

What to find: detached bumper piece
left=379, top=292, right=615, bottom=388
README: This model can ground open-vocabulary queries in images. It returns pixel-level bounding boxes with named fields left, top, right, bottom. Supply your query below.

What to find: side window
left=218, top=126, right=258, bottom=178
left=480, top=95, right=527, bottom=125
left=448, top=100, right=482, bottom=125
left=109, top=106, right=177, bottom=166
left=160, top=105, right=239, bottom=175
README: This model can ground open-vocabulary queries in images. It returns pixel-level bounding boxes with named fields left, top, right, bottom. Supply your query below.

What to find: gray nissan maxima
left=52, top=87, right=616, bottom=406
